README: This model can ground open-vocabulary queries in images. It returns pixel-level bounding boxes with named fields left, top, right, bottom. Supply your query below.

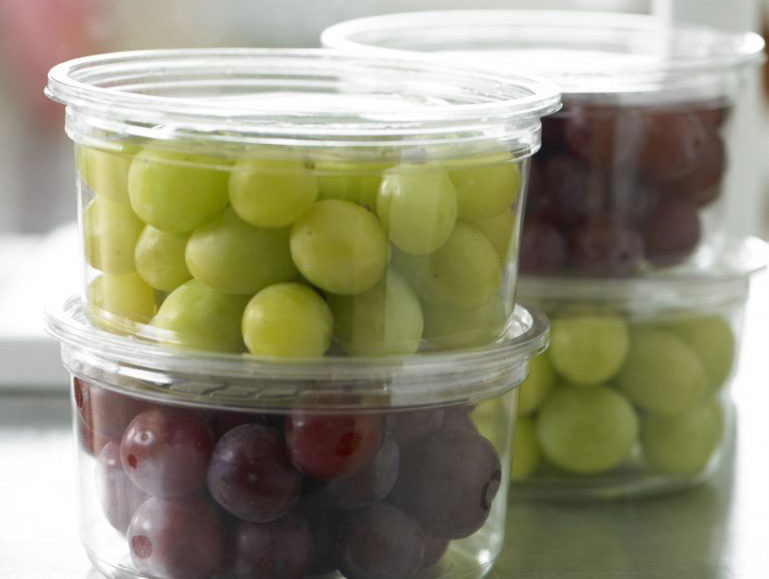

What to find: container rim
left=45, top=48, right=561, bottom=148
left=321, top=10, right=766, bottom=94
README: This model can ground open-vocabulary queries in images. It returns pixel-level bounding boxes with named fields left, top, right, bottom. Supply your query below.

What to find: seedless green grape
left=446, top=153, right=521, bottom=220
left=229, top=155, right=318, bottom=228
left=290, top=200, right=388, bottom=295
left=242, top=282, right=333, bottom=358
left=377, top=165, right=457, bottom=255
left=393, top=222, right=501, bottom=309
left=421, top=295, right=505, bottom=349
left=641, top=398, right=724, bottom=475
left=511, top=416, right=541, bottom=480
left=617, top=328, right=708, bottom=415
left=315, top=159, right=385, bottom=208
left=151, top=280, right=249, bottom=352
left=186, top=208, right=297, bottom=295
left=83, top=196, right=144, bottom=274
left=76, top=144, right=137, bottom=204
left=134, top=226, right=191, bottom=292
left=328, top=269, right=422, bottom=356
left=517, top=354, right=557, bottom=416
left=128, top=148, right=230, bottom=233
left=471, top=208, right=516, bottom=262
left=88, top=273, right=156, bottom=327
left=536, top=385, right=638, bottom=475
left=548, top=315, right=629, bottom=386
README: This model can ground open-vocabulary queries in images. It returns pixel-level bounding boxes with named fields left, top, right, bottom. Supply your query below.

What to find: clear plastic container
left=322, top=11, right=765, bottom=276
left=46, top=297, right=548, bottom=579
left=507, top=238, right=767, bottom=499
left=44, top=49, right=560, bottom=355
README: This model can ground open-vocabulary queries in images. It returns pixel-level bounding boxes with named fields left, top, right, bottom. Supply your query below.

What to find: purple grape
left=74, top=378, right=147, bottom=452
left=96, top=441, right=148, bottom=533
left=639, top=112, right=709, bottom=184
left=568, top=216, right=644, bottom=276
left=605, top=174, right=659, bottom=227
left=564, top=105, right=644, bottom=168
left=206, top=409, right=268, bottom=440
left=294, top=495, right=342, bottom=575
left=338, top=503, right=425, bottom=579
left=127, top=497, right=225, bottom=579
left=120, top=407, right=214, bottom=498
left=232, top=515, right=312, bottom=579
left=657, top=129, right=725, bottom=207
left=207, top=423, right=302, bottom=523
left=390, top=429, right=501, bottom=540
left=421, top=534, right=450, bottom=569
left=538, top=155, right=603, bottom=227
left=386, top=409, right=444, bottom=450
left=440, top=407, right=478, bottom=434
left=642, top=198, right=702, bottom=264
left=519, top=217, right=567, bottom=274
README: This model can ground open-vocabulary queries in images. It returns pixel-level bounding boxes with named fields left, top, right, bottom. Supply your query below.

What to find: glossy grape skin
left=229, top=155, right=319, bottom=228
left=568, top=216, right=644, bottom=276
left=510, top=415, right=541, bottom=480
left=315, top=159, right=385, bottom=208
left=391, top=428, right=501, bottom=539
left=642, top=198, right=701, bottom=265
left=338, top=503, right=425, bottom=579
left=385, top=408, right=445, bottom=450
left=88, top=273, right=157, bottom=327
left=536, top=385, right=638, bottom=475
left=96, top=442, right=149, bottom=533
left=120, top=407, right=214, bottom=498
left=134, top=226, right=192, bottom=292
left=128, top=148, right=230, bottom=234
left=127, top=497, right=225, bottom=579
left=421, top=295, right=505, bottom=350
left=83, top=196, right=144, bottom=274
left=393, top=222, right=501, bottom=309
left=207, top=423, right=302, bottom=523
left=285, top=412, right=384, bottom=479
left=151, top=280, right=250, bottom=353
left=549, top=314, right=629, bottom=386
left=75, top=380, right=147, bottom=443
left=290, top=200, right=388, bottom=295
left=242, top=283, right=333, bottom=358
left=186, top=207, right=298, bottom=295
left=76, top=144, right=136, bottom=204
left=517, top=354, right=557, bottom=416
left=617, top=327, right=708, bottom=416
left=471, top=207, right=516, bottom=261
left=446, top=153, right=521, bottom=221
left=329, top=269, right=423, bottom=356
left=519, top=217, right=567, bottom=274
left=232, top=516, right=312, bottom=579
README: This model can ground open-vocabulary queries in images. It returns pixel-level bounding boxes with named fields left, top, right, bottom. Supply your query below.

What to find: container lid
left=45, top=48, right=560, bottom=151
left=322, top=11, right=765, bottom=98
left=46, top=297, right=548, bottom=410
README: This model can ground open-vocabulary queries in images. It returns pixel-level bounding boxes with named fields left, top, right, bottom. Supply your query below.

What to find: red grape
left=642, top=198, right=701, bottom=264
left=386, top=409, right=444, bottom=450
left=519, top=217, right=567, bottom=274
left=564, top=105, right=644, bottom=168
left=96, top=441, right=148, bottom=533
left=421, top=534, right=450, bottom=568
left=74, top=378, right=147, bottom=443
left=232, top=515, right=312, bottom=579
left=639, top=112, right=709, bottom=184
left=294, top=495, right=342, bottom=575
left=568, top=216, right=644, bottom=276
left=657, top=129, right=725, bottom=207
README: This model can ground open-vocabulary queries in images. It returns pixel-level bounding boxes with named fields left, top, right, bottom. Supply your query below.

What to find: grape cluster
left=74, top=379, right=503, bottom=579
left=521, top=100, right=730, bottom=275
left=78, top=144, right=521, bottom=356
left=509, top=313, right=733, bottom=480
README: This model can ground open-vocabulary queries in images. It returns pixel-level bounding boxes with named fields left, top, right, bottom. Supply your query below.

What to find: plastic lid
left=46, top=48, right=560, bottom=150
left=46, top=297, right=549, bottom=410
left=322, top=11, right=765, bottom=97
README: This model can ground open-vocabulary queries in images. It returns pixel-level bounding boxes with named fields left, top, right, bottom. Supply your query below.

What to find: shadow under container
left=46, top=297, right=548, bottom=579
left=507, top=238, right=767, bottom=499
left=322, top=11, right=765, bottom=276
left=45, top=49, right=559, bottom=356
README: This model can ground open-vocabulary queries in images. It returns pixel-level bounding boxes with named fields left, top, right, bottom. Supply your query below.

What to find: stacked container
left=322, top=11, right=767, bottom=497
left=45, top=50, right=560, bottom=579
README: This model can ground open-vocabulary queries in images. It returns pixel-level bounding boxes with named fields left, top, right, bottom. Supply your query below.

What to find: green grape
left=315, top=159, right=385, bottom=208
left=377, top=165, right=457, bottom=255
left=290, top=200, right=388, bottom=295
left=517, top=354, right=557, bottom=416
left=229, top=155, right=318, bottom=228
left=242, top=282, right=333, bottom=358
left=617, top=328, right=708, bottom=415
left=446, top=153, right=521, bottom=220
left=151, top=279, right=249, bottom=352
left=186, top=207, right=297, bottom=295
left=393, top=222, right=501, bottom=309
left=328, top=269, right=422, bottom=356
left=76, top=144, right=137, bottom=204
left=665, top=315, right=735, bottom=393
left=641, top=398, right=724, bottom=475
left=134, top=226, right=191, bottom=292
left=470, top=208, right=516, bottom=262
left=421, top=295, right=505, bottom=349
left=83, top=196, right=144, bottom=274
left=536, top=385, right=638, bottom=475
left=548, top=315, right=629, bottom=386
left=128, top=147, right=230, bottom=233
left=88, top=273, right=156, bottom=328
left=511, top=416, right=541, bottom=480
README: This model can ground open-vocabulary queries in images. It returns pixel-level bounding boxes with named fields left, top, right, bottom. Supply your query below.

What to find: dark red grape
left=538, top=155, right=603, bottom=227
left=285, top=412, right=384, bottom=479
left=696, top=104, right=731, bottom=129
left=127, top=497, right=225, bottom=579
left=440, top=407, right=478, bottom=434
left=207, top=423, right=302, bottom=523
left=74, top=378, right=147, bottom=443
left=564, top=105, right=644, bottom=168
left=294, top=495, right=342, bottom=575
left=568, top=216, right=644, bottom=276
left=657, top=129, right=725, bottom=207
left=390, top=429, right=501, bottom=540
left=121, top=407, right=214, bottom=498
left=96, top=441, right=148, bottom=534
left=642, top=198, right=701, bottom=264
left=338, top=503, right=425, bottom=579
left=323, top=430, right=400, bottom=510
left=232, top=515, right=312, bottom=579
left=386, top=409, right=444, bottom=450
left=639, top=112, right=709, bottom=184
left=605, top=174, right=659, bottom=227
left=421, top=534, right=450, bottom=568
left=519, top=217, right=567, bottom=274
left=207, top=409, right=267, bottom=440
left=540, top=114, right=568, bottom=153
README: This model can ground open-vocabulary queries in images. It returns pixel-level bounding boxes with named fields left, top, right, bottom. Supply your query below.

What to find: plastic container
left=45, top=49, right=559, bottom=356
left=506, top=238, right=767, bottom=499
left=322, top=11, right=765, bottom=276
left=46, top=297, right=548, bottom=579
